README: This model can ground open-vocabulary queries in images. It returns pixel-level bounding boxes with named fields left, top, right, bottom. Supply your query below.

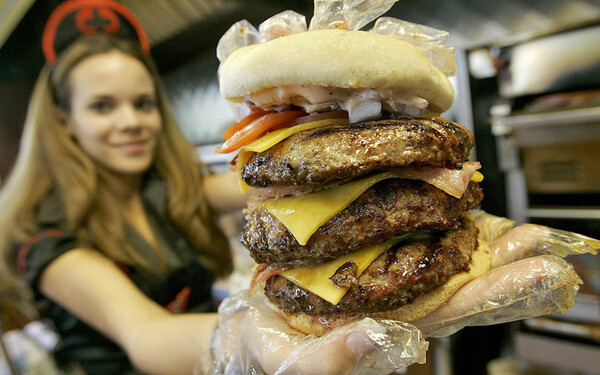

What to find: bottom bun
left=274, top=240, right=492, bottom=337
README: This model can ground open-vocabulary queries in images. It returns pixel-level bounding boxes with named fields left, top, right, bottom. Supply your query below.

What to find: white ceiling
left=389, top=0, right=600, bottom=48
left=120, top=0, right=231, bottom=46
left=2, top=0, right=599, bottom=52
left=118, top=0, right=600, bottom=49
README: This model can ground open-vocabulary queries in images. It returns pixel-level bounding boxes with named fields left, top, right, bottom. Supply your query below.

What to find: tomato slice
left=215, top=110, right=306, bottom=154
left=222, top=110, right=271, bottom=140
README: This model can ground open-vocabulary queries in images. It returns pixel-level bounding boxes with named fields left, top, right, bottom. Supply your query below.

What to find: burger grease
left=217, top=28, right=489, bottom=336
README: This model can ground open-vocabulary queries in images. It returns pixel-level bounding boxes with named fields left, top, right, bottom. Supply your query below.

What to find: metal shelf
left=527, top=207, right=600, bottom=220
left=492, top=106, right=600, bottom=134
left=492, top=106, right=600, bottom=224
left=515, top=332, right=600, bottom=374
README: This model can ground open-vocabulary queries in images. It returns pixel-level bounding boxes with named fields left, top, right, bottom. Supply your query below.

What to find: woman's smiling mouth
left=114, top=140, right=150, bottom=154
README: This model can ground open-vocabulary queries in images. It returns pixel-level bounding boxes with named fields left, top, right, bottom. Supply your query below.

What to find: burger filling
left=224, top=106, right=483, bottom=318
left=239, top=84, right=432, bottom=123
left=261, top=217, right=479, bottom=315
left=243, top=179, right=483, bottom=265
left=240, top=117, right=475, bottom=188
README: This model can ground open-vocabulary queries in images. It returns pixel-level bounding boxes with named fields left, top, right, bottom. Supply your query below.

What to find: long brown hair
left=0, top=34, right=232, bottom=278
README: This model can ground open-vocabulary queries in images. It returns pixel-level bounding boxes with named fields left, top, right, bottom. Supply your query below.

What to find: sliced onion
left=272, top=104, right=292, bottom=112
left=348, top=100, right=382, bottom=123
left=293, top=110, right=349, bottom=125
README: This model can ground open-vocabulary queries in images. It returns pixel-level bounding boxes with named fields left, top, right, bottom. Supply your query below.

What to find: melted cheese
left=235, top=118, right=349, bottom=192
left=260, top=170, right=483, bottom=247
left=280, top=237, right=402, bottom=305
left=261, top=172, right=400, bottom=246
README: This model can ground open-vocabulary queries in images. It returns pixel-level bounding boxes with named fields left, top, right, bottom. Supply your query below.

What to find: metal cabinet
left=491, top=106, right=600, bottom=225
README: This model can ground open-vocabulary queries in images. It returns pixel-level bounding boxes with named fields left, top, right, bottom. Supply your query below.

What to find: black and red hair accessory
left=42, top=0, right=150, bottom=65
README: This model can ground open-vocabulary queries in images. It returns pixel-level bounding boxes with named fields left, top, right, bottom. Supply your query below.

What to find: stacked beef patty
left=241, top=117, right=483, bottom=324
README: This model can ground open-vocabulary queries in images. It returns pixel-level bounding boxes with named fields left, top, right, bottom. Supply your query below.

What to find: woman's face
left=65, top=51, right=162, bottom=176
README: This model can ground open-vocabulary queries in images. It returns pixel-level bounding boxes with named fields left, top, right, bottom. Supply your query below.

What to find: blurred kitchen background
left=1, top=1, right=600, bottom=374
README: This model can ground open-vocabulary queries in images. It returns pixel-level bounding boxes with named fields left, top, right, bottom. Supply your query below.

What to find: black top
left=14, top=171, right=217, bottom=374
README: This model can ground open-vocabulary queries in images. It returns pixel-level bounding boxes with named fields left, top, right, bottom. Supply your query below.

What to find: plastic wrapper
left=371, top=17, right=456, bottom=76
left=215, top=0, right=455, bottom=77
left=308, top=0, right=398, bottom=31
left=216, top=20, right=259, bottom=64
left=258, top=10, right=307, bottom=43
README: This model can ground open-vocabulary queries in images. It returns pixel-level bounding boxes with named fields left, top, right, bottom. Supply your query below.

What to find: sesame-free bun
left=276, top=241, right=492, bottom=337
left=219, top=29, right=455, bottom=113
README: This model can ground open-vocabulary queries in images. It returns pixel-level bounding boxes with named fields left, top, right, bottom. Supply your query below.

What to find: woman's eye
left=89, top=100, right=113, bottom=113
left=136, top=98, right=157, bottom=111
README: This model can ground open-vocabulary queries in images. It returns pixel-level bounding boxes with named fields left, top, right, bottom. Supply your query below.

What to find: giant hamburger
left=216, top=26, right=491, bottom=336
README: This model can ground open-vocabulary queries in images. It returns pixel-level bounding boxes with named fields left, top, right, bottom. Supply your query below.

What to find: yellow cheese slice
left=261, top=172, right=400, bottom=246
left=472, top=171, right=484, bottom=182
left=261, top=170, right=484, bottom=247
left=235, top=118, right=349, bottom=192
left=280, top=237, right=402, bottom=305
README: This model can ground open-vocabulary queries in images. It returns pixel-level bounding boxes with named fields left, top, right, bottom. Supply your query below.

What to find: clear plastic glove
left=414, top=254, right=582, bottom=337
left=485, top=221, right=599, bottom=268
left=472, top=209, right=515, bottom=244
left=216, top=20, right=259, bottom=63
left=370, top=17, right=456, bottom=76
left=412, top=213, right=598, bottom=338
left=196, top=212, right=598, bottom=374
left=197, top=292, right=427, bottom=375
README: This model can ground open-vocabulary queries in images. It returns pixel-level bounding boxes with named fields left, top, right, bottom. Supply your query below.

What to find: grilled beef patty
left=242, top=179, right=483, bottom=265
left=264, top=217, right=478, bottom=315
left=241, top=117, right=474, bottom=187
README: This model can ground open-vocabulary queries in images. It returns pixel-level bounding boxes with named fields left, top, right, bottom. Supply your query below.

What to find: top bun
left=219, top=29, right=455, bottom=113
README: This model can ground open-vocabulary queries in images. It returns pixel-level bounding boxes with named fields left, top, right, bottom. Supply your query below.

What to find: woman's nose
left=115, top=104, right=141, bottom=129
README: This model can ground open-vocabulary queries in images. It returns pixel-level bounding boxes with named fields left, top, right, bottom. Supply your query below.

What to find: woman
left=0, top=31, right=248, bottom=373
left=0, top=28, right=380, bottom=375
left=0, top=0, right=409, bottom=372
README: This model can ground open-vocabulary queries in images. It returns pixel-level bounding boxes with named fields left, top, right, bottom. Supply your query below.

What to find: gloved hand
left=414, top=254, right=582, bottom=337
left=198, top=291, right=427, bottom=375
left=415, top=211, right=598, bottom=338
left=196, top=212, right=598, bottom=375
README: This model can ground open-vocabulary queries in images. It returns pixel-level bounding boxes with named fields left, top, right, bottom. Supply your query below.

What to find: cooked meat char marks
left=241, top=117, right=474, bottom=187
left=329, top=261, right=359, bottom=288
left=264, top=218, right=478, bottom=315
left=242, top=180, right=483, bottom=265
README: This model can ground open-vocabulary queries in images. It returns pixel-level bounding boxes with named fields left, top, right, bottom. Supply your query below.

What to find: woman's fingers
left=414, top=255, right=582, bottom=337
left=489, top=223, right=549, bottom=268
left=474, top=211, right=516, bottom=244
left=267, top=318, right=425, bottom=375
left=489, top=223, right=600, bottom=268
left=254, top=320, right=376, bottom=375
left=213, top=292, right=428, bottom=375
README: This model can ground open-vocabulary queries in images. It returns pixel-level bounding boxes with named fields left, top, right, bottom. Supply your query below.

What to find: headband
left=42, top=0, right=150, bottom=65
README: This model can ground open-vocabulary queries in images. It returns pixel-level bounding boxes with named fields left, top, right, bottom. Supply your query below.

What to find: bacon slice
left=393, top=161, right=481, bottom=199
left=249, top=264, right=289, bottom=296
left=255, top=162, right=482, bottom=200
